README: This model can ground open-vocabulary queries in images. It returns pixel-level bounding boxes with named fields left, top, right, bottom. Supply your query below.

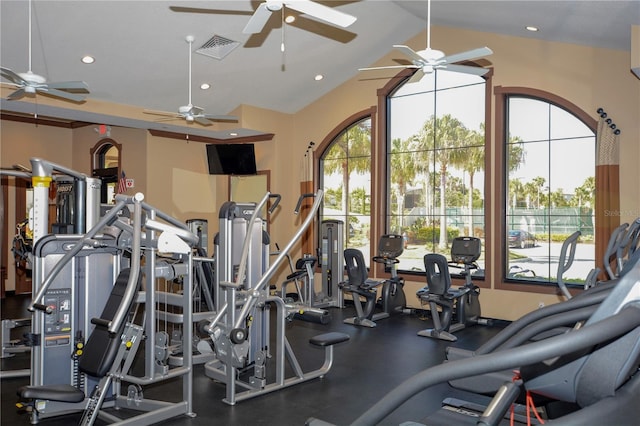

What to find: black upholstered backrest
left=79, top=268, right=140, bottom=378
left=295, top=256, right=317, bottom=270
left=344, top=248, right=368, bottom=287
left=423, top=254, right=451, bottom=295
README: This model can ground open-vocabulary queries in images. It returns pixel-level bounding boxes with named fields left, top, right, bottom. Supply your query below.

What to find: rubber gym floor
left=1, top=293, right=504, bottom=425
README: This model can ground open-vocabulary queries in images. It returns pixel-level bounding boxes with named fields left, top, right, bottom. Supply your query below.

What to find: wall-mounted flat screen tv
left=206, top=143, right=257, bottom=175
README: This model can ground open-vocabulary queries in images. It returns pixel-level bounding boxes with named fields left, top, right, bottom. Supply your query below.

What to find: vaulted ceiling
left=1, top=1, right=638, bottom=138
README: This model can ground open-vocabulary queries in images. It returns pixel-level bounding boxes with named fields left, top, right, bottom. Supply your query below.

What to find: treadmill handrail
left=350, top=305, right=640, bottom=426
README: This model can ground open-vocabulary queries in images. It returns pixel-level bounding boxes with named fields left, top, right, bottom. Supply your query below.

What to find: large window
left=319, top=117, right=372, bottom=264
left=387, top=70, right=488, bottom=275
left=504, top=95, right=595, bottom=286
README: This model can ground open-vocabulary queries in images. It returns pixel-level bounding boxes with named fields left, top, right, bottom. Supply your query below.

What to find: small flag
left=118, top=170, right=127, bottom=194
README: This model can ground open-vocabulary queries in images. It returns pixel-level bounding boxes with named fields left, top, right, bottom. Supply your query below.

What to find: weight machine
left=1, top=158, right=102, bottom=379
left=203, top=191, right=350, bottom=405
left=16, top=187, right=199, bottom=425
left=318, top=220, right=345, bottom=309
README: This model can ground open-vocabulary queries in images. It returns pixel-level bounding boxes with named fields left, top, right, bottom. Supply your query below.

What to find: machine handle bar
left=268, top=194, right=281, bottom=214
left=294, top=193, right=315, bottom=214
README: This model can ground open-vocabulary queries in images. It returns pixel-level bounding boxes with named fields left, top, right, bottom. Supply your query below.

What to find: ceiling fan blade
left=243, top=3, right=272, bottom=34
left=442, top=63, right=490, bottom=76
left=203, top=114, right=239, bottom=122
left=358, top=65, right=417, bottom=72
left=6, top=88, right=27, bottom=100
left=47, top=80, right=90, bottom=93
left=40, top=87, right=87, bottom=102
left=0, top=67, right=27, bottom=85
left=194, top=116, right=213, bottom=126
left=143, top=109, right=181, bottom=118
left=442, top=47, right=493, bottom=65
left=1, top=81, right=21, bottom=89
left=406, top=69, right=426, bottom=84
left=169, top=6, right=253, bottom=16
left=393, top=45, right=426, bottom=64
left=285, top=0, right=357, bottom=28
left=152, top=116, right=183, bottom=123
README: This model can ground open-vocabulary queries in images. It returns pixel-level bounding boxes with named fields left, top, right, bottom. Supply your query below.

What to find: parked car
left=508, top=230, right=536, bottom=248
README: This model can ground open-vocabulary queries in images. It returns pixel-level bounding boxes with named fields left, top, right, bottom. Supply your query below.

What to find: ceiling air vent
left=196, top=35, right=240, bottom=60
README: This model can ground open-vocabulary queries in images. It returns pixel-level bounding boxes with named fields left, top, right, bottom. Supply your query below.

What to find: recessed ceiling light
left=200, top=83, right=211, bottom=90
left=81, top=55, right=95, bottom=64
left=525, top=26, right=539, bottom=32
left=314, top=74, right=324, bottom=81
left=229, top=132, right=238, bottom=136
left=285, top=15, right=295, bottom=24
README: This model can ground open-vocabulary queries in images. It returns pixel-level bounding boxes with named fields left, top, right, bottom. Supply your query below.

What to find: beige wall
left=2, top=26, right=639, bottom=319
left=1, top=121, right=74, bottom=290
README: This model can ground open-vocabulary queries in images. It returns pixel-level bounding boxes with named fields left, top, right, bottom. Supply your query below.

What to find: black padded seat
left=340, top=249, right=385, bottom=327
left=79, top=268, right=133, bottom=378
left=286, top=257, right=317, bottom=281
left=18, top=384, right=85, bottom=403
left=309, top=332, right=350, bottom=347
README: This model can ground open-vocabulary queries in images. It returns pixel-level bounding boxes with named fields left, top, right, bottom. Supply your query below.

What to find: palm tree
left=390, top=137, right=418, bottom=231
left=572, top=176, right=595, bottom=208
left=509, top=178, right=525, bottom=208
left=322, top=119, right=371, bottom=242
left=531, top=176, right=547, bottom=209
left=415, top=114, right=468, bottom=249
left=504, top=133, right=526, bottom=209
left=462, top=126, right=485, bottom=236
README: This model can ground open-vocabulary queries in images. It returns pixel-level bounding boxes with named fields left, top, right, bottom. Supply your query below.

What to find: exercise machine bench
left=309, top=332, right=351, bottom=372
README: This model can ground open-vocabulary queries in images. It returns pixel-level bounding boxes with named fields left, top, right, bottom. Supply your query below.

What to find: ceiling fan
left=359, top=0, right=492, bottom=81
left=242, top=0, right=357, bottom=34
left=143, top=36, right=238, bottom=127
left=0, top=0, right=89, bottom=103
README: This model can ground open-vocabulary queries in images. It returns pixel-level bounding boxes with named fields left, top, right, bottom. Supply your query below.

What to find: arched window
left=90, top=138, right=121, bottom=204
left=386, top=69, right=489, bottom=276
left=496, top=88, right=596, bottom=291
left=318, top=115, right=372, bottom=265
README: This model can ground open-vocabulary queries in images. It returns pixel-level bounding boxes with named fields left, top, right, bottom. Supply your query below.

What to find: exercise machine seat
left=417, top=254, right=469, bottom=341
left=341, top=248, right=385, bottom=327
left=342, top=248, right=381, bottom=293
left=423, top=253, right=451, bottom=296
left=18, top=384, right=85, bottom=403
left=286, top=257, right=317, bottom=282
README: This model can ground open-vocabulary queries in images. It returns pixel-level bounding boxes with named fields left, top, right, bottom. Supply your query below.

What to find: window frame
left=494, top=86, right=597, bottom=294
left=379, top=68, right=493, bottom=285
left=315, top=107, right=377, bottom=263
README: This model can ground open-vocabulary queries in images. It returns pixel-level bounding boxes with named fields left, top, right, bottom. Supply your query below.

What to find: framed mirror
left=229, top=170, right=270, bottom=218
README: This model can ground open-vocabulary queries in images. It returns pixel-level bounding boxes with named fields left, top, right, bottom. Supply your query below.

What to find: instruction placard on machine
left=43, top=288, right=72, bottom=346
